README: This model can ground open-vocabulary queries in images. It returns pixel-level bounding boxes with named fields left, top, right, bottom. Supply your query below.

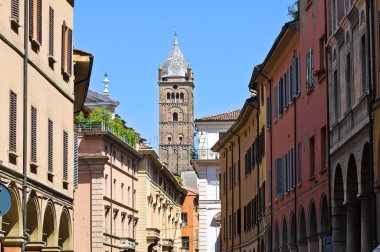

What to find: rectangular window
left=182, top=237, right=189, bottom=250
left=49, top=7, right=54, bottom=56
left=296, top=55, right=301, bottom=94
left=337, top=0, right=345, bottom=23
left=31, top=107, right=37, bottom=162
left=310, top=136, right=315, bottom=177
left=181, top=213, right=188, bottom=227
left=29, top=0, right=42, bottom=45
left=223, top=217, right=226, bottom=240
left=11, top=0, right=19, bottom=22
left=279, top=78, right=284, bottom=114
left=63, top=131, right=68, bottom=181
left=333, top=70, right=340, bottom=121
left=229, top=214, right=232, bottom=237
left=224, top=172, right=226, bottom=193
left=73, top=133, right=79, bottom=189
left=284, top=73, right=288, bottom=108
left=275, top=158, right=284, bottom=197
left=306, top=49, right=314, bottom=91
left=48, top=119, right=53, bottom=172
left=237, top=209, right=241, bottom=234
left=361, top=35, right=367, bottom=93
left=61, top=22, right=73, bottom=76
left=274, top=85, right=278, bottom=118
left=319, top=35, right=326, bottom=70
left=260, top=83, right=264, bottom=105
left=287, top=67, right=292, bottom=104
left=346, top=53, right=352, bottom=108
left=243, top=206, right=247, bottom=231
left=321, top=126, right=327, bottom=170
left=9, top=91, right=17, bottom=152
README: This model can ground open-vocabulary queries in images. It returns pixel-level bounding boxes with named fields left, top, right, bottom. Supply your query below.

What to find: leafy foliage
left=75, top=107, right=139, bottom=147
left=288, top=0, right=299, bottom=21
left=174, top=175, right=183, bottom=186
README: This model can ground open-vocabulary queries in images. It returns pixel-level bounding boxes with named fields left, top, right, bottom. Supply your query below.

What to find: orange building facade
left=181, top=188, right=199, bottom=252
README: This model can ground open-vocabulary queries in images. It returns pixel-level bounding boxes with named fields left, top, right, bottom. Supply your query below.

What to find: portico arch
left=58, top=208, right=72, bottom=250
left=42, top=201, right=57, bottom=246
left=2, top=184, right=22, bottom=237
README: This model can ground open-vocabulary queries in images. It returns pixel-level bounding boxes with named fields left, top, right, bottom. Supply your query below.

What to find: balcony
left=162, top=238, right=174, bottom=251
left=191, top=148, right=220, bottom=160
left=120, top=238, right=136, bottom=250
left=75, top=122, right=132, bottom=146
left=330, top=94, right=369, bottom=151
left=103, top=232, right=136, bottom=250
left=146, top=228, right=161, bottom=244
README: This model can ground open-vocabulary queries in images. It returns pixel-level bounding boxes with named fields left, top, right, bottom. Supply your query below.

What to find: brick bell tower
left=158, top=32, right=195, bottom=176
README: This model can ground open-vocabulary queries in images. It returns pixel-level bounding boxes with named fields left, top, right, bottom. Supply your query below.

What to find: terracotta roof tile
left=195, top=109, right=241, bottom=122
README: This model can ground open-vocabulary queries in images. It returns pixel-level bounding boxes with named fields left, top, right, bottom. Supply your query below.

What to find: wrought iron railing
left=191, top=148, right=220, bottom=160
left=75, top=122, right=130, bottom=145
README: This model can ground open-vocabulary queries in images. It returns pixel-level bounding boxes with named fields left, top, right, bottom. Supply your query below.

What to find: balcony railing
left=75, top=122, right=131, bottom=146
left=191, top=148, right=220, bottom=160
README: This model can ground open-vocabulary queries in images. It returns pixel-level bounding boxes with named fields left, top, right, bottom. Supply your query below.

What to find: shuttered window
left=63, top=131, right=68, bottom=181
left=61, top=22, right=73, bottom=76
left=274, top=85, right=278, bottom=118
left=337, top=0, right=345, bottom=23
left=29, top=0, right=42, bottom=45
left=49, top=7, right=54, bottom=56
left=48, top=119, right=53, bottom=172
left=9, top=91, right=17, bottom=152
left=11, top=0, right=19, bottom=22
left=306, top=49, right=314, bottom=91
left=74, top=133, right=79, bottom=187
left=31, top=106, right=37, bottom=162
left=37, top=0, right=42, bottom=44
left=275, top=158, right=284, bottom=197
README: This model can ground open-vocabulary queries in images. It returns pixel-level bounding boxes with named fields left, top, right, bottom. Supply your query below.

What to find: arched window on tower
left=171, top=93, right=175, bottom=99
left=173, top=112, right=178, bottom=122
left=176, top=93, right=179, bottom=100
left=167, top=93, right=170, bottom=99
left=180, top=92, right=184, bottom=101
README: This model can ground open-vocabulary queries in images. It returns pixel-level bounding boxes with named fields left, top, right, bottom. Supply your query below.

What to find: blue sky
left=74, top=1, right=294, bottom=148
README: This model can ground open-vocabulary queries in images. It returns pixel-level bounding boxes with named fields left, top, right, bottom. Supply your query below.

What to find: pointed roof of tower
left=162, top=32, right=189, bottom=78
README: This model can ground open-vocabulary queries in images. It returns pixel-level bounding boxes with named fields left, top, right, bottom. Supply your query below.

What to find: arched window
left=171, top=93, right=175, bottom=99
left=173, top=112, right=178, bottom=122
left=167, top=93, right=170, bottom=99
left=176, top=93, right=179, bottom=99
left=180, top=92, right=184, bottom=100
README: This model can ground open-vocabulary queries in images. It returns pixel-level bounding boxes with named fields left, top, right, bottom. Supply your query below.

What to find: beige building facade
left=136, top=148, right=186, bottom=252
left=0, top=0, right=91, bottom=251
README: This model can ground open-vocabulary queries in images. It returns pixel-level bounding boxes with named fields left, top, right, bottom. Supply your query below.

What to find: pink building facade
left=74, top=129, right=142, bottom=252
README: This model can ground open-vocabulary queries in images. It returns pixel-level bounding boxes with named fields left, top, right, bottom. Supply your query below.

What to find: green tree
left=288, top=0, right=299, bottom=21
left=75, top=107, right=139, bottom=147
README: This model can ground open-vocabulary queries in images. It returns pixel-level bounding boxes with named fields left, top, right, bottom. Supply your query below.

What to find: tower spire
left=103, top=72, right=110, bottom=96
left=174, top=31, right=178, bottom=46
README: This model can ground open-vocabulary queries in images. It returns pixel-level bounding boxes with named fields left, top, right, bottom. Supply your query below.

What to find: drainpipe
left=218, top=144, right=228, bottom=251
left=293, top=76, right=298, bottom=252
left=323, top=0, right=333, bottom=240
left=22, top=0, right=30, bottom=250
left=367, top=0, right=378, bottom=246
left=110, top=143, right=114, bottom=252
left=230, top=131, right=241, bottom=251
